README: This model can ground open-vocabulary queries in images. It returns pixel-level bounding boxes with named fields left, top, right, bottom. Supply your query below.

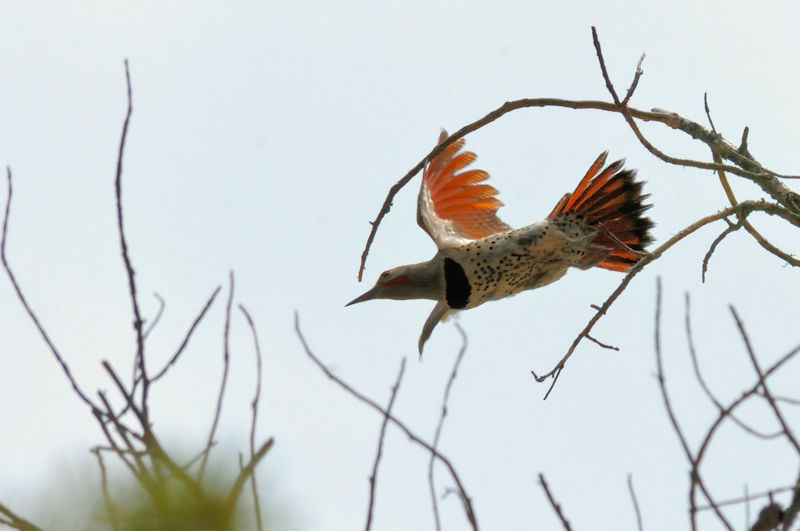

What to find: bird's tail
left=548, top=152, right=654, bottom=271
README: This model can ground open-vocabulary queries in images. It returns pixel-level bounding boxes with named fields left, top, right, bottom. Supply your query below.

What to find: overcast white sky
left=1, top=2, right=799, bottom=529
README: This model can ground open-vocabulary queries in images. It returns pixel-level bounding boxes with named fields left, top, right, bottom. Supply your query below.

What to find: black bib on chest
left=444, top=258, right=471, bottom=309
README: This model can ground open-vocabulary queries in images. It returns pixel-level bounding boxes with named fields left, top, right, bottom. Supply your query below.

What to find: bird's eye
left=380, top=271, right=390, bottom=280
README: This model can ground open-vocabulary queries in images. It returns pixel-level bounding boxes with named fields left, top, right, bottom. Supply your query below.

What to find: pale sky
left=1, top=2, right=799, bottom=530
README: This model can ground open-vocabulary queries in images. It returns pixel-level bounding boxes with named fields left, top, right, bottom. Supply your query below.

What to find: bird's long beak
left=346, top=285, right=380, bottom=307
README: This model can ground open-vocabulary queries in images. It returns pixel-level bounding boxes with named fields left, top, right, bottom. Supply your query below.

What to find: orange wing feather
left=422, top=130, right=511, bottom=240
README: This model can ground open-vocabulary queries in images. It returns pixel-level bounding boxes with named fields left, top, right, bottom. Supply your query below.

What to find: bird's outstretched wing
left=417, top=130, right=512, bottom=248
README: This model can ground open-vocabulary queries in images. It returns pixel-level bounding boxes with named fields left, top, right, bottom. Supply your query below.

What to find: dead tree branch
left=294, top=312, right=479, bottom=531
left=365, top=358, right=406, bottom=531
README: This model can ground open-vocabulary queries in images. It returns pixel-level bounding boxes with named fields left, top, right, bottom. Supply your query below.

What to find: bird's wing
left=417, top=130, right=512, bottom=248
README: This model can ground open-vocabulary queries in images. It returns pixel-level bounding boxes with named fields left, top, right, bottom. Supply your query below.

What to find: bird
left=348, top=130, right=654, bottom=354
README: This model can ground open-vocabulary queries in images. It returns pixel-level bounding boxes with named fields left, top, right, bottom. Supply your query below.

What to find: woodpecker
left=348, top=130, right=654, bottom=353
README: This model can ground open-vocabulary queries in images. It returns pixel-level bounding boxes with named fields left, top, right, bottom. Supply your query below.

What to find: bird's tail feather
left=548, top=152, right=654, bottom=271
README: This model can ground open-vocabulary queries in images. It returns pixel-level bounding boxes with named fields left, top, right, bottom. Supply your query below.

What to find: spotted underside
left=442, top=220, right=589, bottom=309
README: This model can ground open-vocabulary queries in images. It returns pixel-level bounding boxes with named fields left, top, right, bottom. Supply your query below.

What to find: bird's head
left=346, top=267, right=413, bottom=306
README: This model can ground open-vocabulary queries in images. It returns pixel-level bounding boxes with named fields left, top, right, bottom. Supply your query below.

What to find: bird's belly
left=451, top=223, right=571, bottom=308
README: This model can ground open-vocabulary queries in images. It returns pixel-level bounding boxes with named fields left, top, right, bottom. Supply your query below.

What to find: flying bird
left=348, top=130, right=654, bottom=353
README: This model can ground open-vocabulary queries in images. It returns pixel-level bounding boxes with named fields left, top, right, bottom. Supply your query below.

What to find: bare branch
left=295, top=312, right=479, bottom=530
left=151, top=285, right=222, bottom=383
left=704, top=92, right=717, bottom=133
left=113, top=60, right=149, bottom=424
left=537, top=473, right=572, bottom=531
left=622, top=53, right=646, bottom=106
left=239, top=304, right=265, bottom=531
left=429, top=324, right=468, bottom=531
left=143, top=292, right=166, bottom=340
left=701, top=217, right=741, bottom=283
left=628, top=474, right=643, bottom=531
left=591, top=26, right=621, bottom=105
left=365, top=358, right=406, bottom=531
left=685, top=294, right=782, bottom=439
left=584, top=333, right=619, bottom=351
left=1, top=168, right=99, bottom=413
left=199, top=271, right=234, bottom=482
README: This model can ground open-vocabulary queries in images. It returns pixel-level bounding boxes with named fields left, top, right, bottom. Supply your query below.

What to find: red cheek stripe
left=384, top=274, right=409, bottom=288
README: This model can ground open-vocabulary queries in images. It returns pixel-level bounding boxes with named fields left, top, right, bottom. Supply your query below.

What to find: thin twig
left=591, top=26, right=621, bottom=105
left=239, top=304, right=265, bottom=531
left=143, top=293, right=166, bottom=340
left=199, top=271, right=234, bottom=482
left=701, top=217, right=741, bottom=283
left=628, top=474, right=643, bottom=531
left=150, top=285, right=222, bottom=383
left=295, top=312, right=479, bottom=531
left=704, top=92, right=717, bottom=133
left=365, top=358, right=407, bottom=531
left=114, top=60, right=149, bottom=424
left=537, top=473, right=572, bottom=531
left=1, top=168, right=99, bottom=412
left=622, top=53, right=646, bottom=106
left=585, top=333, right=619, bottom=351
left=429, top=324, right=468, bottom=531
left=685, top=294, right=782, bottom=439
left=772, top=394, right=800, bottom=406
left=731, top=307, right=800, bottom=454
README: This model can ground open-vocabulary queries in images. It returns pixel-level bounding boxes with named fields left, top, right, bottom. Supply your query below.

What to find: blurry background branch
left=0, top=61, right=274, bottom=530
